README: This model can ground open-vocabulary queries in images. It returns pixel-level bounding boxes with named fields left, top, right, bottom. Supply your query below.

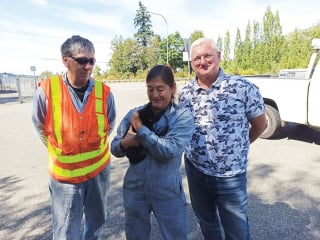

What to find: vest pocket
left=88, top=135, right=101, bottom=149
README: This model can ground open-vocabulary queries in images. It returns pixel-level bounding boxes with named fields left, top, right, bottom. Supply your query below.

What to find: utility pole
left=183, top=38, right=191, bottom=80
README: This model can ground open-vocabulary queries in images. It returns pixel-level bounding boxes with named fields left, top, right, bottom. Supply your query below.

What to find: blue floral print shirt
left=178, top=68, right=265, bottom=177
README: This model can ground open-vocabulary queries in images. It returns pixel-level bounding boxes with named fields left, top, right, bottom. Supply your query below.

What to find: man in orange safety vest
left=32, top=35, right=116, bottom=240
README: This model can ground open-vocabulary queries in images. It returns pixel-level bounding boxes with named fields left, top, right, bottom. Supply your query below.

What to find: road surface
left=1, top=82, right=319, bottom=239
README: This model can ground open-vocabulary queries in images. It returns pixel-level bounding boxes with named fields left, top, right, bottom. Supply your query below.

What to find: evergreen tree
left=233, top=28, right=243, bottom=73
left=242, top=21, right=252, bottom=71
left=216, top=35, right=223, bottom=52
left=134, top=1, right=153, bottom=47
left=222, top=31, right=231, bottom=71
left=133, top=1, right=153, bottom=71
left=252, top=20, right=263, bottom=72
left=261, top=6, right=283, bottom=72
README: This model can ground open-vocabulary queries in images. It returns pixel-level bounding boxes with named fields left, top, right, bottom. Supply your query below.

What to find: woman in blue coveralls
left=111, top=65, right=195, bottom=240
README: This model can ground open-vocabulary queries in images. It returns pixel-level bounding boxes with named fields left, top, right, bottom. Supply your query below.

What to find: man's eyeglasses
left=69, top=56, right=96, bottom=66
left=192, top=54, right=215, bottom=64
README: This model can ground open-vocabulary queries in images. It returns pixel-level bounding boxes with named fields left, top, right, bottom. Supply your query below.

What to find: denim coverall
left=111, top=103, right=194, bottom=240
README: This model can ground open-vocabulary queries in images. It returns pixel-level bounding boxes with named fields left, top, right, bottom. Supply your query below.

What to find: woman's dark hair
left=146, top=65, right=175, bottom=87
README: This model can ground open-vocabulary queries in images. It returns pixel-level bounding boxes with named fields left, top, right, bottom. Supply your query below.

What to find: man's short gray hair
left=190, top=38, right=220, bottom=59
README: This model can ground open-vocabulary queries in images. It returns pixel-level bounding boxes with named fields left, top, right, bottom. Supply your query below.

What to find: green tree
left=109, top=36, right=141, bottom=78
left=146, top=35, right=162, bottom=66
left=40, top=71, right=54, bottom=80
left=242, top=21, right=252, bottom=71
left=166, top=32, right=184, bottom=70
left=133, top=1, right=153, bottom=71
left=310, top=24, right=320, bottom=39
left=134, top=1, right=153, bottom=47
left=216, top=35, right=223, bottom=53
left=252, top=20, right=263, bottom=71
left=233, top=28, right=243, bottom=73
left=261, top=6, right=284, bottom=72
left=280, top=29, right=310, bottom=69
left=190, top=30, right=204, bottom=44
left=106, top=4, right=319, bottom=79
left=159, top=36, right=169, bottom=65
left=221, top=31, right=231, bottom=71
left=93, top=65, right=102, bottom=78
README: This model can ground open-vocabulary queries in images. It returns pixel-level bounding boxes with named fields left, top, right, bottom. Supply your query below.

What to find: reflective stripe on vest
left=47, top=76, right=110, bottom=183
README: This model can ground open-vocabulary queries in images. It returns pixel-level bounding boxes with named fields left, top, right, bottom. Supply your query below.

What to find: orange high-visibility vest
left=41, top=75, right=111, bottom=183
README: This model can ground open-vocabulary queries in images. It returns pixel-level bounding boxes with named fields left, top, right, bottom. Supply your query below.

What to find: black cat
left=126, top=103, right=167, bottom=164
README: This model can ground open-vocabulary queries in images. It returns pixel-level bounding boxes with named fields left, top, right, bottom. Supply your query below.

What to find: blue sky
left=1, top=0, right=319, bottom=75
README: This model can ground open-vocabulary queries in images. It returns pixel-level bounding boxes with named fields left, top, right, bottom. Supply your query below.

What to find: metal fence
left=0, top=76, right=190, bottom=104
left=0, top=75, right=37, bottom=104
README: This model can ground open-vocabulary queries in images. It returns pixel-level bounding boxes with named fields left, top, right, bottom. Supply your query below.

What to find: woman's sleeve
left=136, top=108, right=195, bottom=162
left=110, top=110, right=132, bottom=158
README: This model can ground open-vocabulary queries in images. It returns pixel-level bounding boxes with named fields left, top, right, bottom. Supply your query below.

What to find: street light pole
left=148, top=11, right=169, bottom=65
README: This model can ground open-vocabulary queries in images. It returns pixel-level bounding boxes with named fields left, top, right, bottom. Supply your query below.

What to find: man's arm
left=106, top=92, right=116, bottom=135
left=32, top=87, right=48, bottom=146
left=249, top=113, right=267, bottom=143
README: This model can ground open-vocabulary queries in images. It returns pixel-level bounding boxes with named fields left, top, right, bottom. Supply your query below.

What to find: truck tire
left=259, top=105, right=281, bottom=139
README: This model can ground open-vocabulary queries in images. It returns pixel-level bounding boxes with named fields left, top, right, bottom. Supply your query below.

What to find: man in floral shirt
left=178, top=38, right=267, bottom=240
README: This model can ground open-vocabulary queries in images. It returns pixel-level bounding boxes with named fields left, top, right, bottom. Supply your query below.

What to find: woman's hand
left=130, top=110, right=143, bottom=132
left=120, top=125, right=140, bottom=151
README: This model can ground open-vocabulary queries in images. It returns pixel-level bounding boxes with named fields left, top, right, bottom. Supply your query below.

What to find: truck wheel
left=259, top=105, right=281, bottom=139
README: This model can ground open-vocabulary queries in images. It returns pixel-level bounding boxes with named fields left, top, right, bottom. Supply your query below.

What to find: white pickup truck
left=247, top=38, right=320, bottom=138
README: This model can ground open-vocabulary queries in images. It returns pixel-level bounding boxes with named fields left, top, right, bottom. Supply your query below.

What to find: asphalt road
left=1, top=82, right=320, bottom=240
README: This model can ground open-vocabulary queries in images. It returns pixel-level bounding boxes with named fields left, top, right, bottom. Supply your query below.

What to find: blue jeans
left=185, top=159, right=250, bottom=240
left=49, top=164, right=110, bottom=240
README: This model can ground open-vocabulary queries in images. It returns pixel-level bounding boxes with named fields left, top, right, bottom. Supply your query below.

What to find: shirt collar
left=62, top=72, right=94, bottom=92
left=193, top=68, right=225, bottom=91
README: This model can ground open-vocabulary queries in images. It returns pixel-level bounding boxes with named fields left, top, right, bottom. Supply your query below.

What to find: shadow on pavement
left=0, top=176, right=51, bottom=240
left=2, top=160, right=319, bottom=239
left=249, top=163, right=320, bottom=240
left=249, top=196, right=319, bottom=240
left=270, top=123, right=320, bottom=145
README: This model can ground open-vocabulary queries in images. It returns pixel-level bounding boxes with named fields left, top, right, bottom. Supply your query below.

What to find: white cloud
left=55, top=8, right=125, bottom=33
left=1, top=0, right=319, bottom=75
left=29, top=0, right=48, bottom=7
